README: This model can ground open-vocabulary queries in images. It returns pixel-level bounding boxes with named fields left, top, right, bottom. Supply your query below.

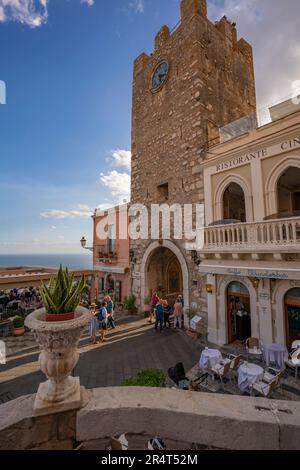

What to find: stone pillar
left=251, top=156, right=265, bottom=221
left=207, top=274, right=218, bottom=343
left=257, top=279, right=273, bottom=344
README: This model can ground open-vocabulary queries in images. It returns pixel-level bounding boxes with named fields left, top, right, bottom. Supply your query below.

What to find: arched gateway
left=140, top=241, right=189, bottom=311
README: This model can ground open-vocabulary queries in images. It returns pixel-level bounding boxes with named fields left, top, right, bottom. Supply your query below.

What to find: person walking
left=106, top=295, right=116, bottom=329
left=173, top=298, right=184, bottom=329
left=149, top=291, right=160, bottom=324
left=162, top=299, right=172, bottom=328
left=89, top=303, right=99, bottom=344
left=154, top=299, right=164, bottom=332
left=97, top=301, right=108, bottom=342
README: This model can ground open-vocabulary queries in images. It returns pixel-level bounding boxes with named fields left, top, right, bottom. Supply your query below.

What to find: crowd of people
left=88, top=291, right=185, bottom=344
left=150, top=291, right=185, bottom=332
left=88, top=295, right=115, bottom=344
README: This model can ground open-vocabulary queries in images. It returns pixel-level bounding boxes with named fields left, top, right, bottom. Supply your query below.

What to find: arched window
left=277, top=167, right=300, bottom=217
left=223, top=183, right=246, bottom=222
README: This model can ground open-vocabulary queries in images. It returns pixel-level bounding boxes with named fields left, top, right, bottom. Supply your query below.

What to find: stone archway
left=217, top=276, right=258, bottom=345
left=140, top=240, right=189, bottom=311
left=272, top=280, right=300, bottom=346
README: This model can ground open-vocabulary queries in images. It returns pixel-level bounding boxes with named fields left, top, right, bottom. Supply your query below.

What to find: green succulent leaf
left=40, top=267, right=87, bottom=315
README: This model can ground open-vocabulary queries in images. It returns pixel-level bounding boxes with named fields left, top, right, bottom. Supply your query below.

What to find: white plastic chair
left=291, top=340, right=300, bottom=351
left=286, top=350, right=300, bottom=379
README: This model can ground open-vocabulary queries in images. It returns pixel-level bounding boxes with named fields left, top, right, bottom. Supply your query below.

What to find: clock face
left=151, top=61, right=169, bottom=91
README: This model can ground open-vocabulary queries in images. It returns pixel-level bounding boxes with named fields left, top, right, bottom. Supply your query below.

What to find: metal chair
left=211, top=361, right=231, bottom=391
left=291, top=340, right=300, bottom=351
left=286, top=350, right=300, bottom=379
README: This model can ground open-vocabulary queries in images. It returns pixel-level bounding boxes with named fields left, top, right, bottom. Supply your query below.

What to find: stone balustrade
left=0, top=387, right=300, bottom=450
left=204, top=216, right=300, bottom=253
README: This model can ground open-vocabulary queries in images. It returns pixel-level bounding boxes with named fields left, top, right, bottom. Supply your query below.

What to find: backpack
left=168, top=362, right=187, bottom=385
left=97, top=307, right=106, bottom=322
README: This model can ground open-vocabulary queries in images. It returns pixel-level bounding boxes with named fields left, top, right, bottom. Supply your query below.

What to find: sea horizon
left=0, top=253, right=93, bottom=270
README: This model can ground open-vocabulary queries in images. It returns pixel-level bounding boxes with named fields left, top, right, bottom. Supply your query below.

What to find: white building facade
left=196, top=100, right=300, bottom=349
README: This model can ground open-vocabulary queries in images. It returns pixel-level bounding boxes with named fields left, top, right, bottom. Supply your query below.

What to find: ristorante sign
left=215, top=136, right=300, bottom=173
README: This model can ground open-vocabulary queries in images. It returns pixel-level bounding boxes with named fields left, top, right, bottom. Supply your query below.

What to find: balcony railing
left=97, top=245, right=117, bottom=263
left=203, top=216, right=300, bottom=253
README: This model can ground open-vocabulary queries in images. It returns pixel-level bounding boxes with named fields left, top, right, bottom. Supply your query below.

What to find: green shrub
left=13, top=316, right=24, bottom=328
left=123, top=294, right=137, bottom=314
left=122, top=368, right=165, bottom=388
left=40, top=265, right=87, bottom=315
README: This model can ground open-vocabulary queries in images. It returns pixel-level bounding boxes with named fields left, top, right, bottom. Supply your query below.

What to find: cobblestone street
left=0, top=318, right=202, bottom=403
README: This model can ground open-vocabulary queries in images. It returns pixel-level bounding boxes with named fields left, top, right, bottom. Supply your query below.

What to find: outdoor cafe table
left=199, top=348, right=222, bottom=370
left=263, top=343, right=288, bottom=369
left=238, top=362, right=264, bottom=392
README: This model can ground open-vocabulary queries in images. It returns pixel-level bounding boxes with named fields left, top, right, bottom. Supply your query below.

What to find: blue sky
left=0, top=0, right=299, bottom=254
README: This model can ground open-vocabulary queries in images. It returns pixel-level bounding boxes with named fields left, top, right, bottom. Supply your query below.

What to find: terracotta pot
left=14, top=326, right=25, bottom=337
left=45, top=312, right=74, bottom=322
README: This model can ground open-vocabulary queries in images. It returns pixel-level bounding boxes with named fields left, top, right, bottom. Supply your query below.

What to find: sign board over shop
left=199, top=263, right=300, bottom=280
left=214, top=136, right=300, bottom=173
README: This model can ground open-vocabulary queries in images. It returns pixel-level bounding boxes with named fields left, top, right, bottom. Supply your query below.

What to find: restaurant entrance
left=227, top=281, right=251, bottom=344
left=285, top=288, right=300, bottom=349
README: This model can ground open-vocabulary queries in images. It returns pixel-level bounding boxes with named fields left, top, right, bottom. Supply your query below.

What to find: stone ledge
left=77, top=387, right=300, bottom=450
left=1, top=387, right=300, bottom=450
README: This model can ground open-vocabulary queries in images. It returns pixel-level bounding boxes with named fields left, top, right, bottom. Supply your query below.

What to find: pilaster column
left=207, top=274, right=218, bottom=343
left=257, top=279, right=273, bottom=344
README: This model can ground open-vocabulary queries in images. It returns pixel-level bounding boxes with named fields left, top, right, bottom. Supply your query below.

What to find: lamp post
left=80, top=236, right=93, bottom=252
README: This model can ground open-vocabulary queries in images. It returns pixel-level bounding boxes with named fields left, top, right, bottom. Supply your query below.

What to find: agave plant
left=40, top=265, right=87, bottom=315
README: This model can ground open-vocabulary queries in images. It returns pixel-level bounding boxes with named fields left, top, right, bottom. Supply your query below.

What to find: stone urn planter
left=25, top=306, right=91, bottom=415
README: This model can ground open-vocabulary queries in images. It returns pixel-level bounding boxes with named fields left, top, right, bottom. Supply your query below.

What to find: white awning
left=198, top=260, right=300, bottom=280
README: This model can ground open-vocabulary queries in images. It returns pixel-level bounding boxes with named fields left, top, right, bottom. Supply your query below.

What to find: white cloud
left=109, top=149, right=131, bottom=171
left=129, top=0, right=144, bottom=14
left=0, top=0, right=95, bottom=27
left=80, top=0, right=94, bottom=6
left=40, top=208, right=93, bottom=219
left=50, top=225, right=57, bottom=230
left=208, top=0, right=300, bottom=109
left=100, top=170, right=131, bottom=199
left=0, top=0, right=48, bottom=27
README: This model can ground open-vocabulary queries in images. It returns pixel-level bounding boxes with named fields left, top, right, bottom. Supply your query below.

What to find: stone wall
left=130, top=0, right=257, bottom=313
left=1, top=387, right=300, bottom=450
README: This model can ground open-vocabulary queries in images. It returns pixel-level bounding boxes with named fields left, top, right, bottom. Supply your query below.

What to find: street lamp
left=80, top=236, right=93, bottom=252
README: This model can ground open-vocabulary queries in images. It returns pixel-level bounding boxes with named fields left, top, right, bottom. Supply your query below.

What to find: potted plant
left=40, top=265, right=87, bottom=322
left=123, top=294, right=137, bottom=315
left=13, top=316, right=25, bottom=336
left=24, top=266, right=91, bottom=412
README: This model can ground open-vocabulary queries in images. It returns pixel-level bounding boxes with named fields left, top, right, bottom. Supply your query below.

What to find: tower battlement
left=134, top=0, right=253, bottom=78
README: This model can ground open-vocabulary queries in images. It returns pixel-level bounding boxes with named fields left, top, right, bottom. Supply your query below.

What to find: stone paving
left=0, top=318, right=202, bottom=403
left=0, top=316, right=299, bottom=405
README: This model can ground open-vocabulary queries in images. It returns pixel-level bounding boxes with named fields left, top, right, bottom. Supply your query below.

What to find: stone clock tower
left=130, top=0, right=256, bottom=319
